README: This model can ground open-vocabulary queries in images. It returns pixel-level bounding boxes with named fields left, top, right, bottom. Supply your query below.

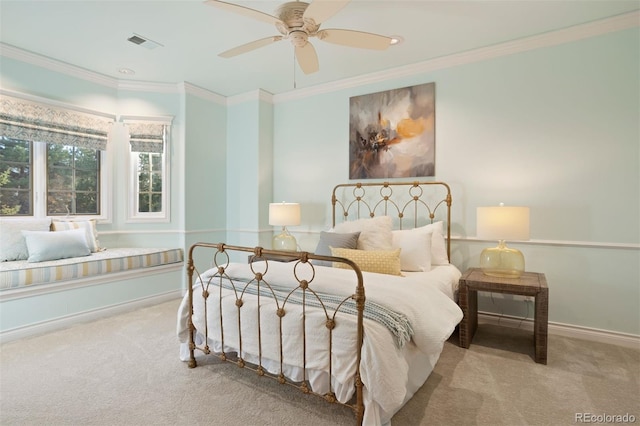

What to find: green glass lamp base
left=480, top=241, right=525, bottom=278
left=272, top=229, right=297, bottom=251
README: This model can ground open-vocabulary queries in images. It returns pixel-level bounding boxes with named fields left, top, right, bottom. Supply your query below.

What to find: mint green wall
left=1, top=27, right=638, bottom=336
left=183, top=93, right=227, bottom=244
left=226, top=94, right=274, bottom=252
left=257, top=98, right=274, bottom=239
left=272, top=28, right=640, bottom=335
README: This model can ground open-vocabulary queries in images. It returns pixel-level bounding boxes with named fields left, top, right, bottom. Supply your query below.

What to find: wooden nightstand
left=458, top=268, right=548, bottom=364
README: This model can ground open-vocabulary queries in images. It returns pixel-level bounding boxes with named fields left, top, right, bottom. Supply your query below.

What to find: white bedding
left=177, top=261, right=462, bottom=425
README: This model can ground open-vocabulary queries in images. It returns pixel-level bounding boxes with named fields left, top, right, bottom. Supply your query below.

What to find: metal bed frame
left=185, top=181, right=452, bottom=424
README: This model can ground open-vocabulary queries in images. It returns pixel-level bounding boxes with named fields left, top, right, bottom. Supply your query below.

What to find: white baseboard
left=478, top=311, right=640, bottom=349
left=0, top=290, right=182, bottom=344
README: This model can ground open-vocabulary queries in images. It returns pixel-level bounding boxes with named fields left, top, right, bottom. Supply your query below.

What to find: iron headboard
left=331, top=181, right=452, bottom=261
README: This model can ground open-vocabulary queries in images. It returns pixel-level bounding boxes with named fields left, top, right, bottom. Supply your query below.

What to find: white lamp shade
left=269, top=203, right=301, bottom=226
left=477, top=206, right=530, bottom=241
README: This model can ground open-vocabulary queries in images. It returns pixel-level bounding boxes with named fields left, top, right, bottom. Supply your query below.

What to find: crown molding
left=0, top=43, right=225, bottom=102
left=1, top=10, right=638, bottom=103
left=0, top=43, right=119, bottom=88
left=117, top=80, right=179, bottom=94
left=179, top=82, right=227, bottom=105
left=273, top=10, right=640, bottom=103
left=227, top=89, right=274, bottom=106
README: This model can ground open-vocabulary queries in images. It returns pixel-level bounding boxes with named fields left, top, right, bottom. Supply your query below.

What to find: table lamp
left=477, top=204, right=530, bottom=278
left=269, top=202, right=300, bottom=251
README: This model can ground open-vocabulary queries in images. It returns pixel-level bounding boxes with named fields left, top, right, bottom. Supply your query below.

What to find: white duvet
left=177, top=261, right=462, bottom=425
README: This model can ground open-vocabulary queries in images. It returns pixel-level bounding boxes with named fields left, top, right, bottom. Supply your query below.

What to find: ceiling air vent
left=128, top=35, right=146, bottom=45
left=127, top=33, right=163, bottom=50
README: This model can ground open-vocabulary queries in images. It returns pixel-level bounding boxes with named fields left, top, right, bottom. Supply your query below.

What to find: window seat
left=1, top=247, right=185, bottom=341
left=0, top=247, right=184, bottom=292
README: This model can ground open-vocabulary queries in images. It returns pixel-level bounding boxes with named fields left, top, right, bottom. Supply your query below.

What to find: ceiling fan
left=205, top=0, right=392, bottom=74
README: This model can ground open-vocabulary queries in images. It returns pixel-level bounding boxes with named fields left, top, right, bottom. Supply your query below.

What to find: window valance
left=122, top=118, right=172, bottom=154
left=0, top=95, right=114, bottom=150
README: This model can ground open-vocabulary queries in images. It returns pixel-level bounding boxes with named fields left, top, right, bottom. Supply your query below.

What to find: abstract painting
left=349, top=82, right=435, bottom=179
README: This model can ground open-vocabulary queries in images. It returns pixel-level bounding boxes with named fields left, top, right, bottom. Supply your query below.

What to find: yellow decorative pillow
left=330, top=247, right=403, bottom=276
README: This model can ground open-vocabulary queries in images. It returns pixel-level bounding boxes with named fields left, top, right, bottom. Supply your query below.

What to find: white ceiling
left=1, top=1, right=638, bottom=97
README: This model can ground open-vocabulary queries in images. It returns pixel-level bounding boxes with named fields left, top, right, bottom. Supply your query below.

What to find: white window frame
left=123, top=118, right=171, bottom=223
left=3, top=137, right=112, bottom=222
left=0, top=90, right=114, bottom=223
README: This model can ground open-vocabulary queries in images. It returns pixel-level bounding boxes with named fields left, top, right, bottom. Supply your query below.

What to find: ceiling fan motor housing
left=275, top=1, right=320, bottom=41
left=276, top=1, right=308, bottom=25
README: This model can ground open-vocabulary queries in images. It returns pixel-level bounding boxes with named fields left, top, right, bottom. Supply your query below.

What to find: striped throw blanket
left=198, top=273, right=414, bottom=348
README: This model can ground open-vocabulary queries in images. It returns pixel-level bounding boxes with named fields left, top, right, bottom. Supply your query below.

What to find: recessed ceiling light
left=390, top=35, right=404, bottom=46
left=118, top=68, right=135, bottom=75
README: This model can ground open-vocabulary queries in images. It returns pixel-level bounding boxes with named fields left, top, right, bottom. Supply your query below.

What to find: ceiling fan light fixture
left=390, top=35, right=404, bottom=46
left=289, top=30, right=309, bottom=47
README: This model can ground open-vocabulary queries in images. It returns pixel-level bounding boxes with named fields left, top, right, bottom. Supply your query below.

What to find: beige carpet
left=1, top=298, right=638, bottom=425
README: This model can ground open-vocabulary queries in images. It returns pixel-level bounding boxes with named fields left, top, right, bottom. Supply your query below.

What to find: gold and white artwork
left=349, top=82, right=435, bottom=179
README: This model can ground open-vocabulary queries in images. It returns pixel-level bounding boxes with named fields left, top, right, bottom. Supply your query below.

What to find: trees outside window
left=0, top=137, right=102, bottom=217
left=137, top=152, right=162, bottom=213
left=47, top=143, right=100, bottom=215
left=0, top=137, right=31, bottom=215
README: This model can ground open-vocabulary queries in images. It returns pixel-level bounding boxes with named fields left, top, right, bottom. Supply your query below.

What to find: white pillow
left=392, top=228, right=433, bottom=272
left=419, top=221, right=449, bottom=265
left=51, top=219, right=101, bottom=252
left=0, top=218, right=52, bottom=261
left=333, top=216, right=393, bottom=251
left=22, top=229, right=91, bottom=263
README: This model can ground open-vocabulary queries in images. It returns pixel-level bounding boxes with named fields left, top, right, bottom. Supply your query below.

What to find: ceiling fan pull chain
left=293, top=49, right=297, bottom=90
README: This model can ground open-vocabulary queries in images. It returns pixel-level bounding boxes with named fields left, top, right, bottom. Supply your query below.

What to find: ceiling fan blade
left=219, top=36, right=283, bottom=58
left=204, top=0, right=282, bottom=26
left=317, top=29, right=391, bottom=50
left=303, top=0, right=350, bottom=24
left=295, top=43, right=319, bottom=74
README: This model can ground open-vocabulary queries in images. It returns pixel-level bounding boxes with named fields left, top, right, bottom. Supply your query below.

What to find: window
left=0, top=137, right=105, bottom=217
left=124, top=119, right=171, bottom=222
left=47, top=143, right=100, bottom=215
left=0, top=94, right=114, bottom=219
left=0, top=137, right=32, bottom=215
left=137, top=152, right=162, bottom=213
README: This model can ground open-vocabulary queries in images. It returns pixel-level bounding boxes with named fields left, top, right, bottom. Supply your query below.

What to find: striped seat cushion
left=0, top=248, right=183, bottom=290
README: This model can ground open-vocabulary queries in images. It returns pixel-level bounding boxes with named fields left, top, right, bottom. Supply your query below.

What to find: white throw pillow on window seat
left=51, top=219, right=101, bottom=252
left=22, top=229, right=91, bottom=263
left=0, top=218, right=52, bottom=261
